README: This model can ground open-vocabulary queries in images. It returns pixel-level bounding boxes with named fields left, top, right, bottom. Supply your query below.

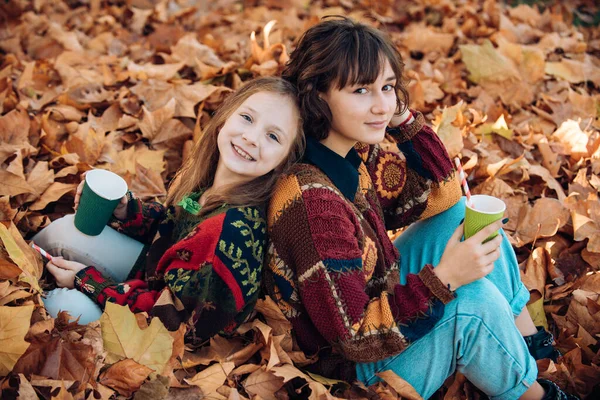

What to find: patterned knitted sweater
left=73, top=192, right=267, bottom=340
left=263, top=111, right=463, bottom=379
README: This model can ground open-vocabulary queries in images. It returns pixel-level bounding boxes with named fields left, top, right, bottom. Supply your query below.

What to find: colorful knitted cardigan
left=263, top=111, right=463, bottom=379
left=73, top=192, right=267, bottom=340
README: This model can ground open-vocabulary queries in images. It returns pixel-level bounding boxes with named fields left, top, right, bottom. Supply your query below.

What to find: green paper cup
left=74, top=169, right=128, bottom=236
left=464, top=195, right=506, bottom=242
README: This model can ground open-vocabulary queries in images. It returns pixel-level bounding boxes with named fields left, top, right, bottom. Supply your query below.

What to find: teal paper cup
left=74, top=169, right=128, bottom=236
left=464, top=195, right=506, bottom=242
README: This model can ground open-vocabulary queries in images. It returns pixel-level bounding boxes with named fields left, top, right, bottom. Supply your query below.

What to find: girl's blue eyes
left=239, top=114, right=280, bottom=143
left=353, top=84, right=395, bottom=94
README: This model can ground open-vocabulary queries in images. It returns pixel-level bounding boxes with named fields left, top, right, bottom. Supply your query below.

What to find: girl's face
left=320, top=58, right=397, bottom=156
left=216, top=91, right=299, bottom=185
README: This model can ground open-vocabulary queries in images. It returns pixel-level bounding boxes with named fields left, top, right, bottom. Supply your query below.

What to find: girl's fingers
left=46, top=262, right=65, bottom=277
left=482, top=249, right=501, bottom=266
left=49, top=257, right=74, bottom=270
left=74, top=181, right=85, bottom=209
left=471, top=219, right=504, bottom=244
left=481, top=234, right=503, bottom=255
left=448, top=223, right=464, bottom=244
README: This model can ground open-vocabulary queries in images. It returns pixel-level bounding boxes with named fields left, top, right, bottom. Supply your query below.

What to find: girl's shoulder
left=269, top=162, right=352, bottom=228
left=276, top=162, right=344, bottom=194
left=175, top=204, right=267, bottom=246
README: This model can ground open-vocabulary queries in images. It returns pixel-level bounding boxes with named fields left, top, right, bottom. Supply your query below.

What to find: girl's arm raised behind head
left=357, top=110, right=463, bottom=230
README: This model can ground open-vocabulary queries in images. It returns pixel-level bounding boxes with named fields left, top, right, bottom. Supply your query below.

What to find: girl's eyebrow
left=385, top=76, right=396, bottom=82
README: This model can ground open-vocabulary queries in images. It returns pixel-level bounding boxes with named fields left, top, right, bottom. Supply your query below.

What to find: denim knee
left=454, top=279, right=514, bottom=321
left=43, top=288, right=103, bottom=324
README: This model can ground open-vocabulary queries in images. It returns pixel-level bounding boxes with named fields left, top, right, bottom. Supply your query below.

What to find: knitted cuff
left=396, top=109, right=414, bottom=126
left=418, top=264, right=455, bottom=304
left=74, top=266, right=117, bottom=307
left=387, top=111, right=425, bottom=143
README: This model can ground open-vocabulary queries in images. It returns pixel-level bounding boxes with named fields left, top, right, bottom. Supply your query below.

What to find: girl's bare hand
left=112, top=195, right=128, bottom=220
left=389, top=105, right=412, bottom=127
left=46, top=257, right=88, bottom=289
left=433, top=219, right=505, bottom=291
left=74, top=171, right=129, bottom=219
left=73, top=171, right=88, bottom=212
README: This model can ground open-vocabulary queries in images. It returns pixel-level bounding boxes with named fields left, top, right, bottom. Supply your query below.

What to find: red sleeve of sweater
left=74, top=267, right=159, bottom=313
left=355, top=110, right=462, bottom=230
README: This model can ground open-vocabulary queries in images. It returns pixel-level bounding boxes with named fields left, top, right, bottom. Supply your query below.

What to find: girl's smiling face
left=215, top=91, right=299, bottom=186
left=319, top=59, right=398, bottom=157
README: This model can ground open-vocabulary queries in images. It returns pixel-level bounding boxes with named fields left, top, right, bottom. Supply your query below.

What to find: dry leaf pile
left=0, top=0, right=599, bottom=399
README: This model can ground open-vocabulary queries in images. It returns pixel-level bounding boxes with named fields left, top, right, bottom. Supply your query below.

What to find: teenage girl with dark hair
left=264, top=17, right=575, bottom=400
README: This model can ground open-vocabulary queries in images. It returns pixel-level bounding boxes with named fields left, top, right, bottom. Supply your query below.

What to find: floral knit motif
left=374, top=152, right=406, bottom=200
left=75, top=198, right=267, bottom=340
left=263, top=110, right=463, bottom=380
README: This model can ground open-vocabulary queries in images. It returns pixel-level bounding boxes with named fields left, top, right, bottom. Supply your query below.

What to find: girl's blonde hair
left=166, top=77, right=305, bottom=216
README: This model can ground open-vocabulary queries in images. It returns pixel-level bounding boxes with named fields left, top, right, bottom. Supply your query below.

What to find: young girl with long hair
left=264, top=17, right=575, bottom=400
left=35, top=77, right=305, bottom=342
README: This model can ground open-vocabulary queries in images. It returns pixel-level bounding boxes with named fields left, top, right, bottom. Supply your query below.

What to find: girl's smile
left=231, top=143, right=256, bottom=161
left=215, top=91, right=299, bottom=187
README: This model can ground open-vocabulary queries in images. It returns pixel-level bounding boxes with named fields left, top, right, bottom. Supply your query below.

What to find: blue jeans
left=356, top=198, right=537, bottom=400
left=33, top=214, right=144, bottom=324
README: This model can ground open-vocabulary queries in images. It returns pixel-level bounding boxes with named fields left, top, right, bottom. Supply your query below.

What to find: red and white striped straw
left=31, top=242, right=53, bottom=261
left=454, top=157, right=473, bottom=208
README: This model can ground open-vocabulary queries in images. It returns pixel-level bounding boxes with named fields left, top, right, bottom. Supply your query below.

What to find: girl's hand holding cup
left=74, top=171, right=128, bottom=220
left=434, top=219, right=506, bottom=291
left=74, top=170, right=129, bottom=235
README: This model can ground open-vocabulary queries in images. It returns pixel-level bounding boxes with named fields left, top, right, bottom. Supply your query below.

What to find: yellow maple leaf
left=0, top=305, right=34, bottom=376
left=0, top=222, right=42, bottom=292
left=112, top=145, right=166, bottom=177
left=432, top=101, right=465, bottom=158
left=100, top=302, right=173, bottom=373
left=185, top=361, right=235, bottom=395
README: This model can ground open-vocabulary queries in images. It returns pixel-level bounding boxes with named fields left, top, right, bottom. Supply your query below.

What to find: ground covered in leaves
left=0, top=0, right=599, bottom=399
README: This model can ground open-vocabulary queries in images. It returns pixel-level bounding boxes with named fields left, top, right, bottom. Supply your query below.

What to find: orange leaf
left=376, top=370, right=423, bottom=400
left=99, top=359, right=153, bottom=397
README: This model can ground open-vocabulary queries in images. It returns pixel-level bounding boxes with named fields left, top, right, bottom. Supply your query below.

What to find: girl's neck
left=200, top=162, right=247, bottom=206
left=320, top=133, right=357, bottom=158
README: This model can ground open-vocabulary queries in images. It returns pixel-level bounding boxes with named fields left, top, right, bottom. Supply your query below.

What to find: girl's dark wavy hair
left=282, top=16, right=410, bottom=141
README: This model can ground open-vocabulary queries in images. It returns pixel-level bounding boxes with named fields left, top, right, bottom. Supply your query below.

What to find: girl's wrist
left=433, top=263, right=458, bottom=291
left=390, top=108, right=414, bottom=127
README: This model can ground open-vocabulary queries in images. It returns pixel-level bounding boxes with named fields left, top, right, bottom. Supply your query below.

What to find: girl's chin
left=361, top=133, right=386, bottom=145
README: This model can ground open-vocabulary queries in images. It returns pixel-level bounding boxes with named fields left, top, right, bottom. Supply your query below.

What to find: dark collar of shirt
left=303, top=136, right=362, bottom=202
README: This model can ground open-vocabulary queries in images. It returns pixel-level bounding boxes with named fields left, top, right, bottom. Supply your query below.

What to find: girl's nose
left=371, top=92, right=387, bottom=114
left=242, top=129, right=259, bottom=146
